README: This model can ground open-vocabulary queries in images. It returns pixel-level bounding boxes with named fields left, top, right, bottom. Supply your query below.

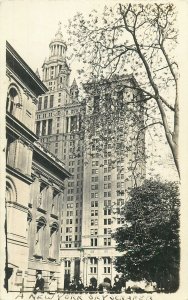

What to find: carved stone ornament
left=6, top=69, right=12, bottom=81
left=32, top=97, right=38, bottom=105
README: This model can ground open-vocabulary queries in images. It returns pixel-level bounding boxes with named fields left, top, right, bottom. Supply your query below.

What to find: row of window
left=91, top=192, right=112, bottom=198
left=67, top=187, right=83, bottom=194
left=91, top=167, right=112, bottom=174
left=90, top=228, right=111, bottom=235
left=36, top=119, right=53, bottom=136
left=90, top=199, right=124, bottom=208
left=65, top=235, right=80, bottom=241
left=65, top=226, right=81, bottom=232
left=67, top=194, right=82, bottom=201
left=36, top=112, right=53, bottom=119
left=67, top=210, right=81, bottom=217
left=91, top=218, right=111, bottom=226
left=90, top=209, right=111, bottom=217
left=38, top=95, right=54, bottom=110
left=92, top=158, right=124, bottom=167
left=65, top=242, right=81, bottom=248
left=91, top=184, right=113, bottom=190
left=90, top=267, right=111, bottom=274
left=90, top=238, right=111, bottom=246
left=91, top=175, right=113, bottom=182
left=64, top=218, right=81, bottom=224
left=67, top=167, right=83, bottom=173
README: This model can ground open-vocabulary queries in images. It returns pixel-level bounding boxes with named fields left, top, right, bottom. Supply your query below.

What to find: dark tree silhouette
left=112, top=179, right=180, bottom=293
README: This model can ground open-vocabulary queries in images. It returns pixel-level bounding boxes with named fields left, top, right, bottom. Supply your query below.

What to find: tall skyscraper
left=36, top=26, right=145, bottom=289
left=35, top=25, right=84, bottom=287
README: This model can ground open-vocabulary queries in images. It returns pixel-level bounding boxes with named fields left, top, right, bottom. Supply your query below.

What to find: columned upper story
left=42, top=23, right=71, bottom=98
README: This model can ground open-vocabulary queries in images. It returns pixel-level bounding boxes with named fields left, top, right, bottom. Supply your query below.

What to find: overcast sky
left=2, top=0, right=116, bottom=79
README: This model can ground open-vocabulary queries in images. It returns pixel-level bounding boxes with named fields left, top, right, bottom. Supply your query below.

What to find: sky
left=1, top=0, right=114, bottom=78
left=1, top=0, right=186, bottom=181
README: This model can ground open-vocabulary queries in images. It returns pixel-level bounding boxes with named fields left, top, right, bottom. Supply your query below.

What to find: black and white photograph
left=0, top=0, right=188, bottom=299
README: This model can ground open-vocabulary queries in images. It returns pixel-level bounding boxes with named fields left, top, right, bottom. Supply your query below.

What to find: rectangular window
left=90, top=238, right=98, bottom=247
left=38, top=97, right=42, bottom=110
left=104, top=209, right=111, bottom=216
left=91, top=219, right=98, bottom=226
left=48, top=119, right=53, bottom=135
left=104, top=219, right=111, bottom=225
left=104, top=238, right=111, bottom=246
left=91, top=201, right=98, bottom=208
left=91, top=210, right=98, bottom=217
left=104, top=228, right=111, bottom=234
left=90, top=229, right=98, bottom=235
left=65, top=260, right=71, bottom=268
left=36, top=121, right=40, bottom=136
left=104, top=267, right=111, bottom=274
left=90, top=267, right=97, bottom=274
left=91, top=184, right=98, bottom=190
left=44, top=96, right=48, bottom=109
left=92, top=169, right=98, bottom=174
left=50, top=95, right=54, bottom=108
left=42, top=120, right=46, bottom=136
left=92, top=176, right=98, bottom=182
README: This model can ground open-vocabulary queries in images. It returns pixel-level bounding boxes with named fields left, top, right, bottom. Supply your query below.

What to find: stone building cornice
left=6, top=41, right=48, bottom=97
left=6, top=165, right=33, bottom=185
left=6, top=112, right=38, bottom=144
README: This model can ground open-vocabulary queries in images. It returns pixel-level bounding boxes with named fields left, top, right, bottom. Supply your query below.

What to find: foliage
left=67, top=3, right=179, bottom=177
left=112, top=179, right=180, bottom=292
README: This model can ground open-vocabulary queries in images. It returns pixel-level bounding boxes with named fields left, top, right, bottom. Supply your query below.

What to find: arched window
left=6, top=178, right=17, bottom=203
left=6, top=86, right=21, bottom=115
left=34, top=217, right=46, bottom=258
left=90, top=277, right=97, bottom=289
left=104, top=277, right=111, bottom=284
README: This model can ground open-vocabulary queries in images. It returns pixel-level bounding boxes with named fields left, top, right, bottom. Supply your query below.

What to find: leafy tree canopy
left=112, top=179, right=180, bottom=292
left=68, top=3, right=179, bottom=177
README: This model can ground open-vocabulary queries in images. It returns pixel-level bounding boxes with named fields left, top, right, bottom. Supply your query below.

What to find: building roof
left=33, top=141, right=71, bottom=181
left=71, top=78, right=78, bottom=88
left=6, top=41, right=48, bottom=97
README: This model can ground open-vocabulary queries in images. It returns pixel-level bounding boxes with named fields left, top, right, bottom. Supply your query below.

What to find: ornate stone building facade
left=5, top=42, right=70, bottom=292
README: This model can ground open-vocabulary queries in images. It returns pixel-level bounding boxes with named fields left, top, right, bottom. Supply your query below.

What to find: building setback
left=5, top=41, right=70, bottom=292
left=35, top=26, right=145, bottom=289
